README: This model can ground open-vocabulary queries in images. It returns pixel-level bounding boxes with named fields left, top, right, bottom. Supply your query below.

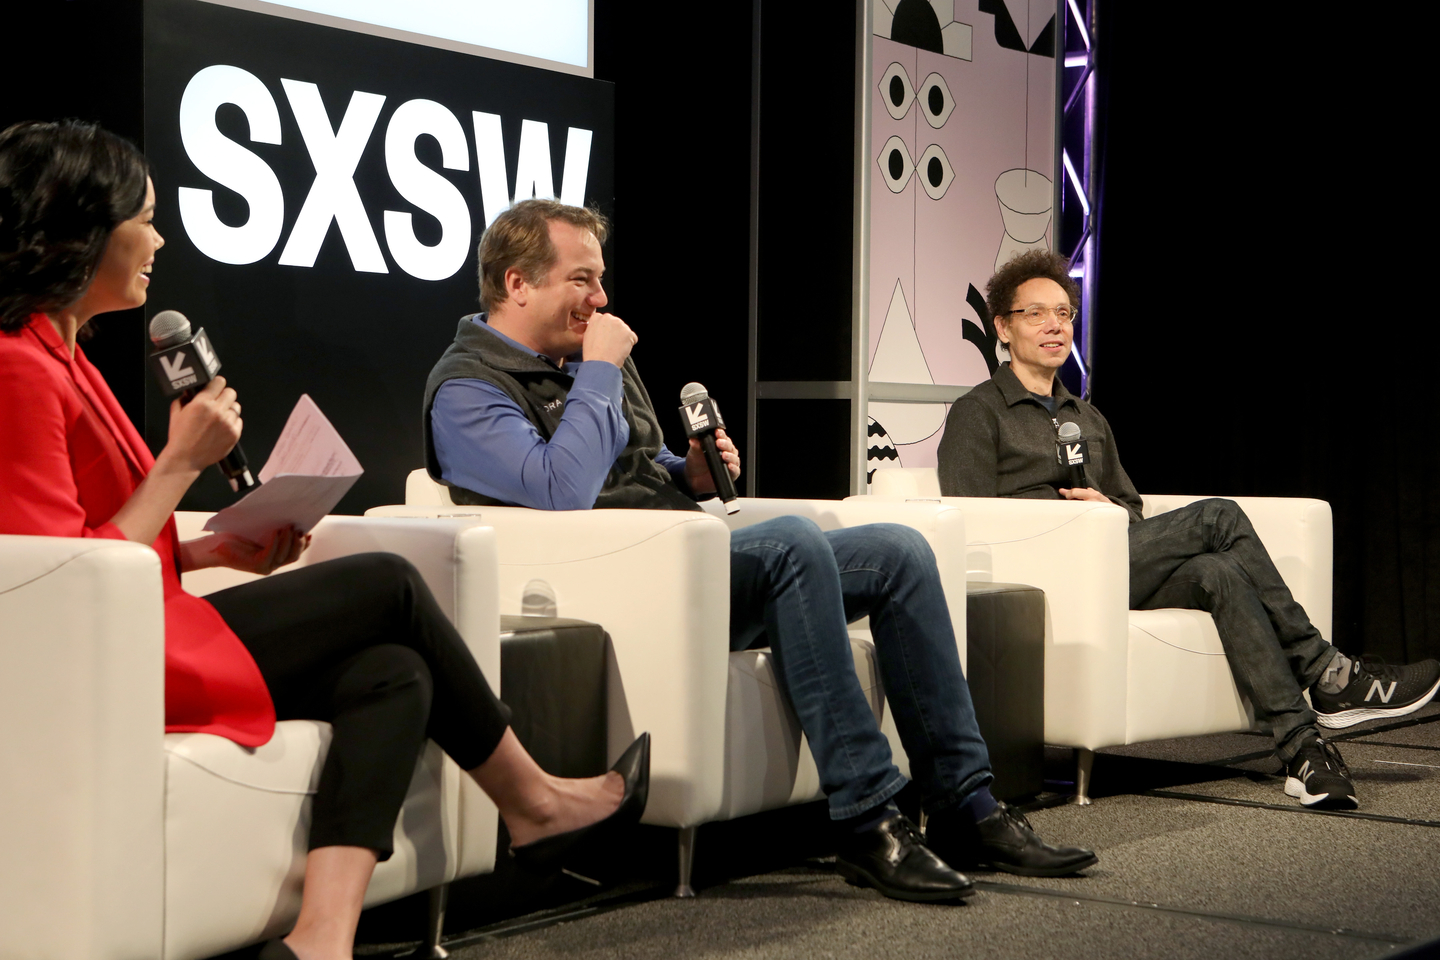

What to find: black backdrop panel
left=592, top=0, right=754, bottom=494
left=1, top=0, right=147, bottom=429
left=142, top=0, right=614, bottom=513
left=1091, top=6, right=1437, bottom=661
left=754, top=3, right=855, bottom=384
left=755, top=399, right=851, bottom=500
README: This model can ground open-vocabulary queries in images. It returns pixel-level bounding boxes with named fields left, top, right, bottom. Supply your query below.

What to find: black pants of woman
left=207, top=552, right=511, bottom=859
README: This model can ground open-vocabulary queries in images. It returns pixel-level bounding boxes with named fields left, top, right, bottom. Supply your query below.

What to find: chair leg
left=1072, top=748, right=1095, bottom=806
left=675, top=826, right=697, bottom=898
left=422, top=883, right=449, bottom=958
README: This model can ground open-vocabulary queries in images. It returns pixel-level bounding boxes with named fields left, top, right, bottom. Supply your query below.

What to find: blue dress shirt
left=431, top=318, right=689, bottom=510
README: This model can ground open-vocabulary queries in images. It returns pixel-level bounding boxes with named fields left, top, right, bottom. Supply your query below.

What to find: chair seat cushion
left=1129, top=608, right=1228, bottom=656
left=716, top=638, right=889, bottom=821
left=1125, top=609, right=1251, bottom=743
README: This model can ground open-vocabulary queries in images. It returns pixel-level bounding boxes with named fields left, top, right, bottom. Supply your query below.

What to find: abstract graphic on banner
left=867, top=0, right=1056, bottom=478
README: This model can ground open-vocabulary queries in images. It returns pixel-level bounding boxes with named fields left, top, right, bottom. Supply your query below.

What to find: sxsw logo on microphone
left=682, top=403, right=711, bottom=433
left=679, top=398, right=726, bottom=438
left=150, top=329, right=222, bottom=398
left=158, top=353, right=198, bottom=389
left=175, top=65, right=594, bottom=282
left=1058, top=440, right=1090, bottom=466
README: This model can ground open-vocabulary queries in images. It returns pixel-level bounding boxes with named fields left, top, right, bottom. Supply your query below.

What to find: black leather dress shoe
left=927, top=801, right=1097, bottom=878
left=835, top=812, right=975, bottom=902
left=510, top=732, right=650, bottom=873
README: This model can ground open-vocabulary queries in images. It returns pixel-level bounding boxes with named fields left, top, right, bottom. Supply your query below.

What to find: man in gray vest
left=424, top=199, right=1096, bottom=901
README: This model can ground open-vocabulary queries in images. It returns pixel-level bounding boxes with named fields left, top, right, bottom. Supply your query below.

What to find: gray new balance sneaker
left=1285, top=735, right=1356, bottom=809
left=1312, top=656, right=1440, bottom=729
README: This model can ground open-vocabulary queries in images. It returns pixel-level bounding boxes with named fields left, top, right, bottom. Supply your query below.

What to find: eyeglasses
left=1005, top=304, right=1077, bottom=325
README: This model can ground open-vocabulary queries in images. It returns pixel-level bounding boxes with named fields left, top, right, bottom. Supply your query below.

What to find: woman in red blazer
left=0, top=121, right=646, bottom=960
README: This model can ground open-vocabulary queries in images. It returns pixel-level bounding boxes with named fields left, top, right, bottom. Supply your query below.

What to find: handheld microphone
left=678, top=382, right=740, bottom=514
left=147, top=310, right=257, bottom=493
left=1056, top=421, right=1090, bottom=490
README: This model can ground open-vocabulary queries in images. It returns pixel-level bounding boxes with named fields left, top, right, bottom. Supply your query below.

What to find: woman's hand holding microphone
left=161, top=375, right=243, bottom=476
left=153, top=376, right=309, bottom=574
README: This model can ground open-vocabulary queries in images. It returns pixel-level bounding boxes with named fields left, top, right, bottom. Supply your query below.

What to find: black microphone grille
left=149, top=309, right=192, bottom=345
left=1057, top=421, right=1083, bottom=442
left=680, top=382, right=710, bottom=404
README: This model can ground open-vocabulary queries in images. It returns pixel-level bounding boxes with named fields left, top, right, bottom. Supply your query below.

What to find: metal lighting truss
left=1055, top=0, right=1099, bottom=398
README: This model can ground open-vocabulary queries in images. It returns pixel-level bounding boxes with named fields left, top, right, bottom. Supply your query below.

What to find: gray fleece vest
left=422, top=315, right=701, bottom=512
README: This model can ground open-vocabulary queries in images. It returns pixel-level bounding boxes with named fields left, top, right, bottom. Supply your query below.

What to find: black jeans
left=1128, top=499, right=1336, bottom=760
left=207, top=552, right=511, bottom=859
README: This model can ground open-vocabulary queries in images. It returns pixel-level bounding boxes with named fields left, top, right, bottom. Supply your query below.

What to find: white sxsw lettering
left=473, top=112, right=594, bottom=227
left=558, top=127, right=592, bottom=207
left=513, top=119, right=555, bottom=203
left=175, top=66, right=596, bottom=276
left=383, top=99, right=472, bottom=282
left=177, top=65, right=286, bottom=265
left=472, top=112, right=511, bottom=229
left=278, top=80, right=389, bottom=273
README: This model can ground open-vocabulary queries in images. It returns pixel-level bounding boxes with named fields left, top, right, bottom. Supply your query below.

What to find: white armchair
left=0, top=515, right=500, bottom=960
left=863, top=467, right=1333, bottom=802
left=369, top=472, right=969, bottom=895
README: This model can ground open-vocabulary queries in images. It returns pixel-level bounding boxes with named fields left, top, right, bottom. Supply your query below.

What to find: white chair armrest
left=1140, top=495, right=1332, bottom=637
left=407, top=468, right=455, bottom=506
left=298, top=516, right=500, bottom=676
left=177, top=513, right=502, bottom=653
left=174, top=511, right=268, bottom=596
left=367, top=504, right=732, bottom=829
left=0, top=536, right=167, bottom=958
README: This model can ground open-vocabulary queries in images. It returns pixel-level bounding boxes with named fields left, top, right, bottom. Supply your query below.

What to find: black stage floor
left=219, top=705, right=1440, bottom=960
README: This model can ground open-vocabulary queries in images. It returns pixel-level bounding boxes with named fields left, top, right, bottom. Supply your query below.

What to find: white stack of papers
left=204, top=395, right=362, bottom=541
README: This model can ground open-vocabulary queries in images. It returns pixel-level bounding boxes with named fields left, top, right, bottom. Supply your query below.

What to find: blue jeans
left=1129, top=498, right=1337, bottom=761
left=728, top=516, right=992, bottom=820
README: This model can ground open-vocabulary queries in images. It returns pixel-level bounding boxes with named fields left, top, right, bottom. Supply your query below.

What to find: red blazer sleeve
left=2, top=323, right=275, bottom=747
left=0, top=343, right=128, bottom=540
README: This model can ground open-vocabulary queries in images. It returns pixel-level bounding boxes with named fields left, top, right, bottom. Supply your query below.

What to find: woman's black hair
left=0, top=120, right=151, bottom=331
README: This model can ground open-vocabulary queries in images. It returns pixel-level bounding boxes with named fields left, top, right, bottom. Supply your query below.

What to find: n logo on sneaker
left=1365, top=680, right=1397, bottom=703
left=1296, top=760, right=1313, bottom=783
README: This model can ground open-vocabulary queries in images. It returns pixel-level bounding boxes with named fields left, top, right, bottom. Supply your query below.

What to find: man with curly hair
left=937, top=249, right=1440, bottom=810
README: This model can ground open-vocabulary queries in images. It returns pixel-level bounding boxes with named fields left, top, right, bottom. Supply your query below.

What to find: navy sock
left=960, top=786, right=998, bottom=823
left=846, top=801, right=900, bottom=834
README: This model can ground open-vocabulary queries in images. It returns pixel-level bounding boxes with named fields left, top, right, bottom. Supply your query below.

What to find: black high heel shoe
left=510, top=732, right=650, bottom=872
left=257, top=939, right=300, bottom=960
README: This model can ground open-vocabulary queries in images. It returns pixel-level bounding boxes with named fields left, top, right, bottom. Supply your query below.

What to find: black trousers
left=1127, top=499, right=1336, bottom=760
left=207, top=552, right=511, bottom=859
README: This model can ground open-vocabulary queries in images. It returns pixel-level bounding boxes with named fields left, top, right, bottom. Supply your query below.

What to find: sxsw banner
left=142, top=0, right=614, bottom=511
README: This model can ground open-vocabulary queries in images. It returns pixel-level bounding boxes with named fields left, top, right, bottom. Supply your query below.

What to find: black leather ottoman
left=499, top=615, right=609, bottom=778
left=965, top=582, right=1045, bottom=801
